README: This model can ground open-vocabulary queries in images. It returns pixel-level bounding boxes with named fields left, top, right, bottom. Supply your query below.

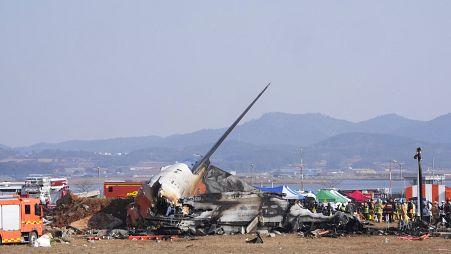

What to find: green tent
left=316, top=189, right=348, bottom=203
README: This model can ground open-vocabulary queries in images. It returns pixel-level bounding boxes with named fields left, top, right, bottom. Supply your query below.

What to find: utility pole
left=393, top=160, right=405, bottom=197
left=97, top=166, right=101, bottom=197
left=299, top=148, right=304, bottom=191
left=432, top=156, right=435, bottom=177
left=400, top=162, right=405, bottom=197
left=414, top=147, right=424, bottom=221
left=389, top=160, right=393, bottom=196
left=250, top=163, right=254, bottom=186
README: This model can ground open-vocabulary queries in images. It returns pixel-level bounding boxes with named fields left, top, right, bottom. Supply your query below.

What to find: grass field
left=1, top=234, right=449, bottom=254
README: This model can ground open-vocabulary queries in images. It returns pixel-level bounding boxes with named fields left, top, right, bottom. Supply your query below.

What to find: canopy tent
left=316, top=189, right=349, bottom=203
left=345, top=190, right=370, bottom=202
left=257, top=185, right=305, bottom=200
left=298, top=191, right=317, bottom=201
left=330, top=190, right=352, bottom=203
left=316, top=189, right=338, bottom=202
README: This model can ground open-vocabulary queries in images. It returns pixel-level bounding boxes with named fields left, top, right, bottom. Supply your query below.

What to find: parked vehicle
left=104, top=181, right=142, bottom=199
left=0, top=195, right=43, bottom=245
left=21, top=176, right=69, bottom=207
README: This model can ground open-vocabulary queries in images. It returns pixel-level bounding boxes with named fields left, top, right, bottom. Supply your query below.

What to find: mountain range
left=3, top=112, right=451, bottom=171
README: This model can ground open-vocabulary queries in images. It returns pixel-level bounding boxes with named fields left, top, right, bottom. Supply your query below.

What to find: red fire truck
left=0, top=195, right=43, bottom=245
left=103, top=181, right=142, bottom=199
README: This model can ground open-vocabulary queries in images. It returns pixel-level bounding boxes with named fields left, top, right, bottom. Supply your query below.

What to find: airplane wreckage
left=127, top=84, right=363, bottom=235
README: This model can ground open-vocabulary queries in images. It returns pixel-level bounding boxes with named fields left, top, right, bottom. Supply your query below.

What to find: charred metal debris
left=127, top=166, right=364, bottom=237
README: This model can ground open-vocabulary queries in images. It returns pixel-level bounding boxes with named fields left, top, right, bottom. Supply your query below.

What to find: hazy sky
left=1, top=1, right=451, bottom=147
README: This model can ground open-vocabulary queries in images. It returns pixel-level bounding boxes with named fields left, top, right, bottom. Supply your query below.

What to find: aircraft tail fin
left=192, top=83, right=270, bottom=174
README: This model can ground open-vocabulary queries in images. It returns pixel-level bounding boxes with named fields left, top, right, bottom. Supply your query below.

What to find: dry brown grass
left=1, top=234, right=449, bottom=254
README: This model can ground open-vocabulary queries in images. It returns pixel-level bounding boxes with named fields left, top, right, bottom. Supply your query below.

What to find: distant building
left=272, top=168, right=297, bottom=178
left=0, top=181, right=24, bottom=196
left=405, top=175, right=446, bottom=185
left=352, top=168, right=377, bottom=175
left=405, top=175, right=450, bottom=203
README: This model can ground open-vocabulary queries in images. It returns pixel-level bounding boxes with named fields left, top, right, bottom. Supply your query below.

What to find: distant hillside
left=17, top=112, right=355, bottom=152
left=122, top=132, right=451, bottom=171
left=0, top=147, right=14, bottom=159
left=303, top=133, right=451, bottom=169
left=11, top=112, right=451, bottom=170
left=21, top=112, right=451, bottom=154
left=352, top=114, right=421, bottom=134
left=3, top=135, right=451, bottom=176
left=125, top=140, right=298, bottom=172
left=0, top=144, right=9, bottom=149
left=24, top=136, right=163, bottom=153
left=228, top=112, right=352, bottom=146
left=393, top=113, right=451, bottom=143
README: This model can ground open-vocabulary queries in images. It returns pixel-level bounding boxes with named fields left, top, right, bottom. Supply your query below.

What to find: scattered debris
left=306, top=229, right=329, bottom=238
left=128, top=235, right=177, bottom=241
left=256, top=230, right=269, bottom=236
left=397, top=233, right=430, bottom=241
left=433, top=232, right=451, bottom=239
left=108, top=229, right=129, bottom=239
left=67, top=226, right=83, bottom=235
left=52, top=193, right=109, bottom=228
left=246, top=233, right=264, bottom=244
left=34, top=235, right=51, bottom=248
left=124, top=85, right=369, bottom=237
left=51, top=193, right=132, bottom=231
left=89, top=213, right=123, bottom=229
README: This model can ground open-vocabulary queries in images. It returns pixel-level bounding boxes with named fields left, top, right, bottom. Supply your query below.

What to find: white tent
left=330, top=189, right=351, bottom=203
left=257, top=185, right=305, bottom=200
left=298, top=190, right=317, bottom=200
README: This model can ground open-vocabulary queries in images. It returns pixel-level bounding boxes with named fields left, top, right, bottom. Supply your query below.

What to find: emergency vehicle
left=21, top=176, right=69, bottom=206
left=0, top=195, right=43, bottom=245
left=104, top=181, right=142, bottom=199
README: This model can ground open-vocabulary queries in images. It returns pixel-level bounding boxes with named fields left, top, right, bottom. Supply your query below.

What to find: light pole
left=414, top=147, right=424, bottom=221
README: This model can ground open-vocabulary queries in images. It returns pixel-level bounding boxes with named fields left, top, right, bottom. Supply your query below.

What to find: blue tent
left=257, top=185, right=305, bottom=200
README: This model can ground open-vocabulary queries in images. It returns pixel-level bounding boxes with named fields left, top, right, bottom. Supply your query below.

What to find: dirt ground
left=0, top=234, right=449, bottom=254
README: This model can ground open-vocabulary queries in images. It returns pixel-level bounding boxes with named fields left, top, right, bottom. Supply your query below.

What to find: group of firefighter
left=305, top=198, right=451, bottom=226
left=359, top=199, right=451, bottom=225
left=360, top=199, right=416, bottom=223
